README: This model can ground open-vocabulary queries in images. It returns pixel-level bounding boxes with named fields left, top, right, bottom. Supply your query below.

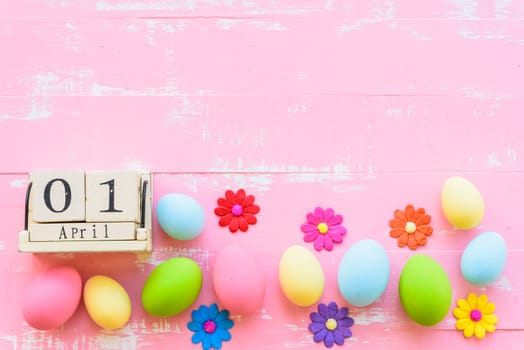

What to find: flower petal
left=327, top=302, right=338, bottom=318
left=243, top=213, right=257, bottom=224
left=324, top=208, right=334, bottom=223
left=324, top=235, right=334, bottom=251
left=238, top=216, right=249, bottom=232
left=309, top=322, right=325, bottom=333
left=216, top=328, right=232, bottom=341
left=329, top=231, right=344, bottom=243
left=416, top=225, right=433, bottom=236
left=332, top=329, right=345, bottom=345
left=480, top=319, right=496, bottom=333
left=415, top=214, right=431, bottom=226
left=225, top=190, right=237, bottom=204
left=210, top=333, right=223, bottom=349
left=329, top=225, right=347, bottom=236
left=481, top=302, right=496, bottom=315
left=453, top=307, right=468, bottom=320
left=243, top=204, right=260, bottom=214
left=477, top=294, right=488, bottom=311
left=335, top=307, right=348, bottom=320
left=209, top=304, right=219, bottom=319
left=202, top=335, right=212, bottom=350
left=329, top=214, right=343, bottom=226
left=456, top=318, right=471, bottom=330
left=307, top=212, right=320, bottom=225
left=457, top=298, right=471, bottom=313
left=304, top=230, right=319, bottom=242
left=217, top=197, right=233, bottom=208
left=407, top=235, right=418, bottom=250
left=217, top=319, right=234, bottom=330
left=338, top=326, right=352, bottom=338
left=191, top=331, right=206, bottom=345
left=467, top=293, right=478, bottom=310
left=397, top=233, right=409, bottom=247
left=413, top=232, right=427, bottom=246
left=389, top=218, right=404, bottom=228
left=215, top=310, right=230, bottom=322
left=214, top=207, right=231, bottom=216
left=318, top=304, right=330, bottom=319
left=188, top=321, right=203, bottom=332
left=228, top=217, right=239, bottom=232
left=404, top=205, right=415, bottom=220
left=313, top=328, right=328, bottom=343
left=482, top=314, right=498, bottom=325
left=314, top=235, right=325, bottom=251
left=464, top=322, right=475, bottom=338
left=390, top=227, right=404, bottom=238
left=310, top=312, right=326, bottom=323
left=301, top=223, right=318, bottom=233
left=324, top=332, right=335, bottom=348
left=241, top=194, right=255, bottom=207
left=474, top=322, right=486, bottom=339
left=235, top=189, right=246, bottom=204
left=314, top=207, right=325, bottom=222
left=394, top=209, right=407, bottom=222
left=218, top=214, right=233, bottom=227
left=338, top=317, right=354, bottom=328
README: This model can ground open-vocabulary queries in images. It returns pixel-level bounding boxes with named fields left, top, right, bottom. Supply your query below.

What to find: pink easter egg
left=212, top=246, right=265, bottom=316
left=22, top=266, right=82, bottom=330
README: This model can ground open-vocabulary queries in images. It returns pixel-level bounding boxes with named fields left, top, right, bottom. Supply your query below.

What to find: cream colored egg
left=84, top=275, right=132, bottom=330
left=278, top=245, right=324, bottom=307
left=441, top=176, right=484, bottom=229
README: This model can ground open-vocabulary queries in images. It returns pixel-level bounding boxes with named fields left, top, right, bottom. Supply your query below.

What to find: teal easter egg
left=337, top=240, right=390, bottom=307
left=156, top=193, right=205, bottom=240
left=461, top=231, right=507, bottom=286
left=142, top=258, right=203, bottom=317
left=399, top=254, right=452, bottom=326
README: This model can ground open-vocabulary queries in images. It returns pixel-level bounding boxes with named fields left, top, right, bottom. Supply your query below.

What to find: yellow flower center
left=317, top=223, right=329, bottom=234
left=325, top=318, right=337, bottom=331
left=405, top=221, right=417, bottom=234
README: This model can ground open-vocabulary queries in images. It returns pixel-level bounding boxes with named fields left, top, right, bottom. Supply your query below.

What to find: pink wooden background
left=1, top=0, right=523, bottom=348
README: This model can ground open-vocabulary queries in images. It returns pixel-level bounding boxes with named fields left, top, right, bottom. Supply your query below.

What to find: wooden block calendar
left=18, top=170, right=152, bottom=253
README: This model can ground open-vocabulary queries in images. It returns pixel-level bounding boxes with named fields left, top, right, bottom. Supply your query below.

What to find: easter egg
left=461, top=231, right=507, bottom=286
left=399, top=254, right=452, bottom=326
left=156, top=193, right=205, bottom=240
left=279, top=245, right=324, bottom=307
left=22, top=266, right=82, bottom=330
left=213, top=246, right=265, bottom=315
left=441, top=176, right=484, bottom=229
left=142, top=257, right=202, bottom=317
left=83, top=275, right=131, bottom=330
left=338, top=240, right=390, bottom=307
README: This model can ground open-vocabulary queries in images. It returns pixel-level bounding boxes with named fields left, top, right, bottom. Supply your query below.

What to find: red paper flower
left=389, top=204, right=433, bottom=250
left=215, top=189, right=260, bottom=233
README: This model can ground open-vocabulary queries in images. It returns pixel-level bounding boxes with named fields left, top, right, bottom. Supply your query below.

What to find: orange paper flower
left=389, top=204, right=433, bottom=250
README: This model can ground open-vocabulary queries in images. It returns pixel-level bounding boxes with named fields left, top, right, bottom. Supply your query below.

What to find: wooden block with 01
left=18, top=170, right=152, bottom=253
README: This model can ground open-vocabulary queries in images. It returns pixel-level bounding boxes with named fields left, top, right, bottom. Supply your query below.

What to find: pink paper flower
left=301, top=207, right=347, bottom=251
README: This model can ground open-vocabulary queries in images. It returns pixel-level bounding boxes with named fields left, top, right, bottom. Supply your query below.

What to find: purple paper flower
left=301, top=207, right=347, bottom=251
left=309, top=301, right=354, bottom=348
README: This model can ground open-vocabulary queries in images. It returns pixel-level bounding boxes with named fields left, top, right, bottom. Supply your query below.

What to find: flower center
left=405, top=221, right=417, bottom=234
left=325, top=318, right=337, bottom=331
left=317, top=223, right=329, bottom=234
left=232, top=204, right=243, bottom=216
left=470, top=309, right=482, bottom=322
left=203, top=320, right=217, bottom=334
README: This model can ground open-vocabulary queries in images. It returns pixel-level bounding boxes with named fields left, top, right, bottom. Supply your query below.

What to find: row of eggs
left=23, top=230, right=506, bottom=330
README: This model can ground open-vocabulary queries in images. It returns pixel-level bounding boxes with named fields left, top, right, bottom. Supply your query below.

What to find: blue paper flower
left=309, top=301, right=354, bottom=347
left=188, top=304, right=234, bottom=350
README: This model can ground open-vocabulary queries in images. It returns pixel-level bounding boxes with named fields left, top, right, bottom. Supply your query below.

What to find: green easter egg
left=142, top=257, right=202, bottom=317
left=399, top=254, right=452, bottom=326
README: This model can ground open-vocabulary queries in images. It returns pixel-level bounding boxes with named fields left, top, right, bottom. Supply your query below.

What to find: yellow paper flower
left=453, top=293, right=498, bottom=339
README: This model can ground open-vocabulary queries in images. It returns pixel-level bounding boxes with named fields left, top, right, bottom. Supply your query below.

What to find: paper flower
left=453, top=293, right=498, bottom=339
left=301, top=207, right=347, bottom=251
left=309, top=301, right=354, bottom=348
left=389, top=204, right=433, bottom=250
left=188, top=304, right=234, bottom=350
left=214, top=189, right=260, bottom=233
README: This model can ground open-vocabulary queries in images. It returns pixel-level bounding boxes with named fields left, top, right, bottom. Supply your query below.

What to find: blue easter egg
left=461, top=231, right=507, bottom=286
left=337, top=239, right=390, bottom=307
left=156, top=193, right=205, bottom=240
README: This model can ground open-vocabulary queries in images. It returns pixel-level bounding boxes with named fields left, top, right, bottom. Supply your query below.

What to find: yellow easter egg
left=84, top=275, right=132, bottom=330
left=441, top=176, right=484, bottom=229
left=278, top=245, right=324, bottom=307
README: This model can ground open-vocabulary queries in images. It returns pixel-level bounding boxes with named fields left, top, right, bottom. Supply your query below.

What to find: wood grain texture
left=0, top=0, right=523, bottom=349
